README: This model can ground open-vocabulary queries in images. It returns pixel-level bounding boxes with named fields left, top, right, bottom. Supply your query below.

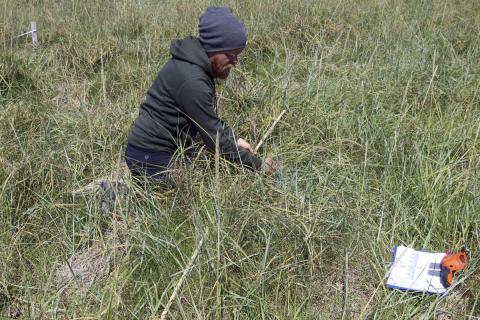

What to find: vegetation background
left=1, top=0, right=479, bottom=318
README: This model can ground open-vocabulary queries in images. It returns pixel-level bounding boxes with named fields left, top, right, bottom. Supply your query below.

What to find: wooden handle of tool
left=254, top=109, right=286, bottom=154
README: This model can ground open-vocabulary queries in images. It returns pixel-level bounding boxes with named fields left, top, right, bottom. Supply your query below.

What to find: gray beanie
left=198, top=7, right=247, bottom=53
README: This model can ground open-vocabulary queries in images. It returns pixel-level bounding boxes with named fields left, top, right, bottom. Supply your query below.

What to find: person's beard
left=217, top=64, right=234, bottom=79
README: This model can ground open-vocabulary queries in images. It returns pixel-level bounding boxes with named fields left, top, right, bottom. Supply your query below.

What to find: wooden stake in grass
left=31, top=21, right=38, bottom=49
left=254, top=109, right=286, bottom=154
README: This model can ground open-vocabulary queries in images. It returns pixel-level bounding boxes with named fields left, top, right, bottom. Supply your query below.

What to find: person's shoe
left=99, top=180, right=128, bottom=216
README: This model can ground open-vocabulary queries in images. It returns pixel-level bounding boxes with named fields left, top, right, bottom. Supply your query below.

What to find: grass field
left=1, top=0, right=479, bottom=318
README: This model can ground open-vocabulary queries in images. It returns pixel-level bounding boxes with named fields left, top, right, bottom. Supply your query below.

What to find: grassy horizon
left=1, top=0, right=479, bottom=318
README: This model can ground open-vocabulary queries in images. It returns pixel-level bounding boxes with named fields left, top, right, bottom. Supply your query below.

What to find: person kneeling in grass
left=125, top=6, right=278, bottom=186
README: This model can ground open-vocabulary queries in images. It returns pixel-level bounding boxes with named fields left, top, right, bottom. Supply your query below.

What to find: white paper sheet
left=386, top=245, right=447, bottom=294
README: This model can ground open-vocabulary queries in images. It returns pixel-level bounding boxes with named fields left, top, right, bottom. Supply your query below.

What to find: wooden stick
left=31, top=21, right=38, bottom=49
left=159, top=237, right=204, bottom=320
left=254, top=109, right=286, bottom=153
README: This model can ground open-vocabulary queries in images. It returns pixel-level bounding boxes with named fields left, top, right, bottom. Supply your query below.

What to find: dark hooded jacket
left=127, top=36, right=262, bottom=170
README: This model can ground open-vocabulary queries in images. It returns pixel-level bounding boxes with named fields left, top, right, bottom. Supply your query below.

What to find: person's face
left=208, top=48, right=243, bottom=79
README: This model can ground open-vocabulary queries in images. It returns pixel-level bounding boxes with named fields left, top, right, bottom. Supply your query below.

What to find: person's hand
left=237, top=138, right=255, bottom=154
left=262, top=157, right=279, bottom=175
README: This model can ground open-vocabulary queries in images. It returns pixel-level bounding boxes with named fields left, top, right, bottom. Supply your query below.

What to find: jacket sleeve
left=174, top=78, right=263, bottom=170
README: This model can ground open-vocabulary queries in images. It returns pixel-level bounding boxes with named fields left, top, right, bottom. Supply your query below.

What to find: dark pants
left=125, top=143, right=175, bottom=187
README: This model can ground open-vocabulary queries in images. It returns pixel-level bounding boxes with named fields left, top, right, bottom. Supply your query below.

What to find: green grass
left=1, top=0, right=479, bottom=318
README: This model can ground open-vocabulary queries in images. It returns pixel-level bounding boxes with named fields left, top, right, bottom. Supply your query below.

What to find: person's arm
left=175, top=78, right=262, bottom=170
